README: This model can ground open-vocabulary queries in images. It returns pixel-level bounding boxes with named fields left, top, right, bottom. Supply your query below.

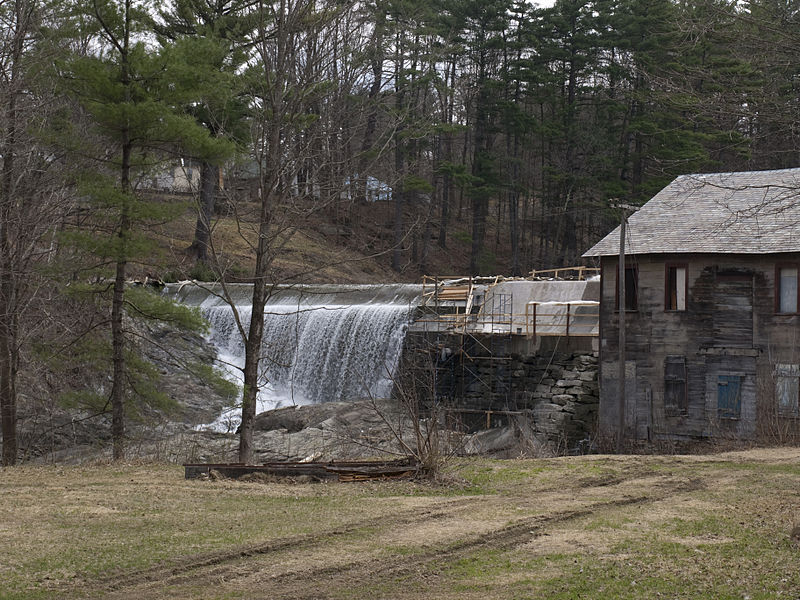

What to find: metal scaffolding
left=405, top=271, right=600, bottom=430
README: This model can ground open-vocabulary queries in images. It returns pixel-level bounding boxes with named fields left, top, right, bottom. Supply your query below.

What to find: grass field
left=1, top=448, right=798, bottom=599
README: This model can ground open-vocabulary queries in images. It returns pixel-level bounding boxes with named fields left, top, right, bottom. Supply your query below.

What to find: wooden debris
left=184, top=457, right=419, bottom=482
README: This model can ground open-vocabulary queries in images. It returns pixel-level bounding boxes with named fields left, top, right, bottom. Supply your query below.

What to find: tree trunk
left=355, top=11, right=385, bottom=210
left=110, top=132, right=131, bottom=461
left=239, top=165, right=275, bottom=463
left=0, top=0, right=29, bottom=466
left=110, top=0, right=133, bottom=461
left=0, top=146, right=15, bottom=460
left=110, top=237, right=127, bottom=461
left=469, top=186, right=488, bottom=275
left=438, top=57, right=456, bottom=249
left=239, top=267, right=266, bottom=464
left=392, top=143, right=405, bottom=272
left=0, top=112, right=15, bottom=466
left=509, top=189, right=520, bottom=275
left=392, top=36, right=405, bottom=273
left=0, top=282, right=16, bottom=466
left=457, top=114, right=470, bottom=222
left=469, top=53, right=490, bottom=275
left=189, top=161, right=218, bottom=263
left=240, top=0, right=287, bottom=464
left=419, top=182, right=437, bottom=274
left=239, top=348, right=259, bottom=464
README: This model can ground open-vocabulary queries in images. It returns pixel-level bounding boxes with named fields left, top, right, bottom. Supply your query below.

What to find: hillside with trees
left=1, top=0, right=799, bottom=463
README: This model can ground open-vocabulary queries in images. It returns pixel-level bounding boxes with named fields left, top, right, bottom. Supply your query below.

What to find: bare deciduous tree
left=0, top=0, right=72, bottom=465
left=209, top=0, right=384, bottom=463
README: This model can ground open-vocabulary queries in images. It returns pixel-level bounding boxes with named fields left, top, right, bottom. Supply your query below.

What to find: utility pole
left=614, top=203, right=636, bottom=453
left=617, top=210, right=626, bottom=453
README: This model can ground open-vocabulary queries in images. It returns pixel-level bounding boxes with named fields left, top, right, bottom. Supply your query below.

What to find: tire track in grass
left=265, top=484, right=704, bottom=600
left=64, top=496, right=479, bottom=596
left=91, top=476, right=704, bottom=599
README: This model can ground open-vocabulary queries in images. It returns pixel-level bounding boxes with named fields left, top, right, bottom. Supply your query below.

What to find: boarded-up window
left=666, top=265, right=687, bottom=311
left=775, top=364, right=800, bottom=416
left=717, top=375, right=743, bottom=419
left=713, top=275, right=753, bottom=348
left=778, top=266, right=798, bottom=313
left=615, top=266, right=638, bottom=311
left=664, top=356, right=687, bottom=415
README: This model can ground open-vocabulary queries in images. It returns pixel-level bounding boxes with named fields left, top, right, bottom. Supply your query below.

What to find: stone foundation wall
left=401, top=333, right=599, bottom=448
left=515, top=351, right=598, bottom=445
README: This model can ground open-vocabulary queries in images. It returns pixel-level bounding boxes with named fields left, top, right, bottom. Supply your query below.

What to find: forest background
left=1, top=0, right=799, bottom=464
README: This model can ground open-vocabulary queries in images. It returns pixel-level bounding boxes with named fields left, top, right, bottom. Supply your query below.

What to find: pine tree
left=153, top=0, right=252, bottom=265
left=733, top=0, right=799, bottom=168
left=63, top=0, right=232, bottom=459
left=453, top=0, right=509, bottom=274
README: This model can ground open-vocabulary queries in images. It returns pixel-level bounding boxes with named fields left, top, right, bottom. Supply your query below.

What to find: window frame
left=614, top=264, right=638, bottom=312
left=664, top=263, right=689, bottom=312
left=717, top=374, right=743, bottom=420
left=775, top=364, right=800, bottom=417
left=775, top=263, right=800, bottom=314
left=664, top=355, right=688, bottom=416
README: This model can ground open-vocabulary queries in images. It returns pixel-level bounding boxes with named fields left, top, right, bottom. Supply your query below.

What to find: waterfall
left=169, top=283, right=422, bottom=421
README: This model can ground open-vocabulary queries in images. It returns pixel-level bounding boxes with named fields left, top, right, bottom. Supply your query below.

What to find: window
left=717, top=375, right=743, bottom=419
left=664, top=356, right=687, bottom=415
left=665, top=264, right=688, bottom=311
left=615, top=265, right=638, bottom=311
left=775, top=364, right=800, bottom=416
left=776, top=265, right=799, bottom=313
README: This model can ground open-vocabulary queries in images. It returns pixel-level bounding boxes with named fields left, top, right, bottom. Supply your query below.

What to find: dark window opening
left=775, top=364, right=800, bottom=417
left=717, top=375, right=743, bottom=419
left=776, top=264, right=799, bottom=314
left=615, top=265, right=638, bottom=311
left=665, top=264, right=688, bottom=311
left=664, top=356, right=687, bottom=415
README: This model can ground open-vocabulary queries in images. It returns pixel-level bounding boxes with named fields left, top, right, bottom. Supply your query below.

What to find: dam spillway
left=169, top=283, right=423, bottom=413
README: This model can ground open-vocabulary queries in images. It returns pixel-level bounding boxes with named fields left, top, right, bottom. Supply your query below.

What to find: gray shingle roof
left=583, top=168, right=800, bottom=257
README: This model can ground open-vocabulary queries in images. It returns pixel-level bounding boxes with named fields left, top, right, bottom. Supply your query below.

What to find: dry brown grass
left=2, top=449, right=799, bottom=599
left=144, top=208, right=402, bottom=284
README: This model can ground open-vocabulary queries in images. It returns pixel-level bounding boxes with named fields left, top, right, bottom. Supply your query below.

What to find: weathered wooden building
left=584, top=168, right=800, bottom=443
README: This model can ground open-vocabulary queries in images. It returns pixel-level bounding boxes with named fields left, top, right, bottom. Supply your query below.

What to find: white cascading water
left=169, top=283, right=422, bottom=429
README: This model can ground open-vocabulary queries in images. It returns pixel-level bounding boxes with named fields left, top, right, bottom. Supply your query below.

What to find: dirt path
left=88, top=496, right=478, bottom=594
left=257, top=476, right=704, bottom=600
left=72, top=465, right=709, bottom=600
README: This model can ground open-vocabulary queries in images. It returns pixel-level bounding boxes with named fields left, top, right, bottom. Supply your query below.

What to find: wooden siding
left=598, top=253, right=800, bottom=441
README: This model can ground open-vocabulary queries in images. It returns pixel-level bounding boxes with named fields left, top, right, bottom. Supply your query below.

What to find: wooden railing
left=529, top=266, right=599, bottom=280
